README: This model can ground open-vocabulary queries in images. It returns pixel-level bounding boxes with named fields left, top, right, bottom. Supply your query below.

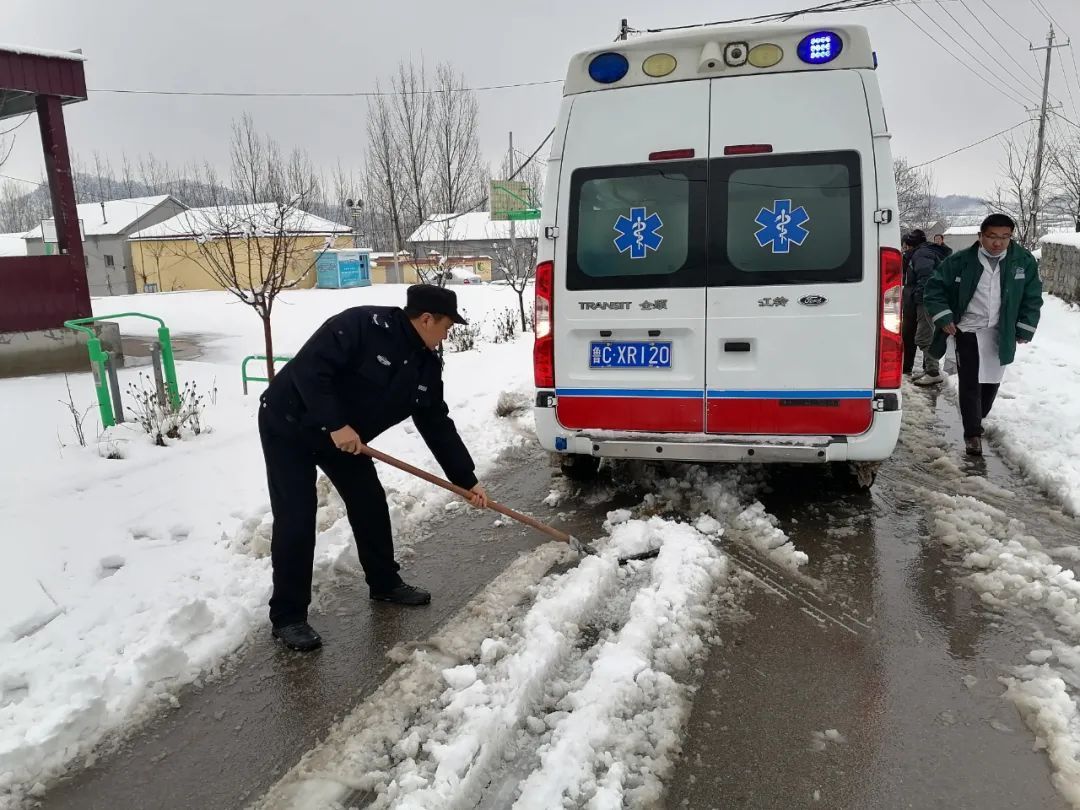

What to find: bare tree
left=365, top=86, right=409, bottom=261
left=183, top=115, right=328, bottom=380
left=408, top=214, right=456, bottom=287
left=487, top=228, right=538, bottom=331
left=392, top=62, right=435, bottom=234
left=120, top=153, right=139, bottom=198
left=1048, top=128, right=1080, bottom=232
left=985, top=131, right=1041, bottom=248
left=431, top=64, right=484, bottom=215
left=894, top=157, right=941, bottom=232
left=0, top=177, right=52, bottom=233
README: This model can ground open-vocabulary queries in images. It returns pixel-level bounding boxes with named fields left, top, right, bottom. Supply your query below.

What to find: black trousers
left=901, top=287, right=918, bottom=374
left=954, top=331, right=1000, bottom=440
left=258, top=406, right=402, bottom=627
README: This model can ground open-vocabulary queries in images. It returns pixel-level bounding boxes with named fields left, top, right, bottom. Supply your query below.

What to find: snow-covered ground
left=0, top=282, right=803, bottom=808
left=981, top=296, right=1080, bottom=515
left=0, top=284, right=539, bottom=807
left=921, top=294, right=1080, bottom=515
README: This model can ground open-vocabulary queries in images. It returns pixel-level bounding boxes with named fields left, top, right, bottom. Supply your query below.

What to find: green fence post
left=157, top=325, right=181, bottom=411
left=86, top=336, right=116, bottom=428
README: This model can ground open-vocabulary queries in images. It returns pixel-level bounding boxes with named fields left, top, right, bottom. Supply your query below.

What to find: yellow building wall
left=370, top=262, right=422, bottom=285
left=130, top=236, right=352, bottom=293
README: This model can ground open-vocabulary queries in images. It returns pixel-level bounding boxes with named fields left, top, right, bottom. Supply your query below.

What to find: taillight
left=877, top=246, right=903, bottom=390
left=534, top=260, right=554, bottom=388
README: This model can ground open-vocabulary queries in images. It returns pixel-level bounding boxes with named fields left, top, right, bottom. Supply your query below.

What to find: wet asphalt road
left=669, top=385, right=1076, bottom=810
left=37, top=382, right=1080, bottom=809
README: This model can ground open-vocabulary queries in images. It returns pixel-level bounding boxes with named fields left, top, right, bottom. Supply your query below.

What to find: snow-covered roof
left=1040, top=232, right=1080, bottom=248
left=0, top=43, right=86, bottom=62
left=0, top=232, right=27, bottom=257
left=130, top=204, right=351, bottom=240
left=409, top=212, right=539, bottom=244
left=24, top=196, right=178, bottom=239
left=944, top=225, right=982, bottom=236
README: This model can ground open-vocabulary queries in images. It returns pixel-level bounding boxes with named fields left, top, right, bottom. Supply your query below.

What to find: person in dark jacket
left=933, top=233, right=953, bottom=257
left=901, top=230, right=950, bottom=384
left=901, top=234, right=919, bottom=376
left=923, top=213, right=1043, bottom=456
left=258, top=284, right=489, bottom=651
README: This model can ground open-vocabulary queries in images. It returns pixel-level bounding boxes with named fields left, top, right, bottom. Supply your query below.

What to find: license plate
left=589, top=341, right=672, bottom=369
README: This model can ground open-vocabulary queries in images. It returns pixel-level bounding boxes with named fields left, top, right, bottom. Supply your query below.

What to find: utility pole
left=1029, top=26, right=1067, bottom=243
left=508, top=131, right=516, bottom=286
left=618, top=19, right=630, bottom=41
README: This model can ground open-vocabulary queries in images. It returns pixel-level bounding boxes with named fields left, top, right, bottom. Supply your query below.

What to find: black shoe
left=370, top=583, right=431, bottom=606
left=964, top=437, right=983, bottom=457
left=272, top=622, right=323, bottom=652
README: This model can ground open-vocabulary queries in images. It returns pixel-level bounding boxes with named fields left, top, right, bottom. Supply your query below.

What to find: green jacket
left=923, top=241, right=1043, bottom=366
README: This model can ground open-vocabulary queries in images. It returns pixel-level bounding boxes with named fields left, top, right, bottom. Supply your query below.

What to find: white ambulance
left=533, top=24, right=903, bottom=486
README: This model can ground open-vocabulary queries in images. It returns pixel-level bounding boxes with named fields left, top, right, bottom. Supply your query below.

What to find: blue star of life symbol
left=613, top=207, right=664, bottom=259
left=754, top=199, right=810, bottom=254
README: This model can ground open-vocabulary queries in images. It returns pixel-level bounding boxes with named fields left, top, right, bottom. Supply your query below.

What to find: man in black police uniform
left=258, top=284, right=489, bottom=651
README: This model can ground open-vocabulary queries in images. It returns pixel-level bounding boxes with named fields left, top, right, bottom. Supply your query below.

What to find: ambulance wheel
left=560, top=454, right=601, bottom=481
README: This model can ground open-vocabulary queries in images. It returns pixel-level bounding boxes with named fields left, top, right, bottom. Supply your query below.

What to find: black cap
left=406, top=284, right=467, bottom=325
left=902, top=229, right=927, bottom=248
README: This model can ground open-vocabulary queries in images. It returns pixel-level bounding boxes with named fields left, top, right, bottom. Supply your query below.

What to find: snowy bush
left=492, top=307, right=518, bottom=344
left=446, top=310, right=481, bottom=353
left=124, top=374, right=214, bottom=446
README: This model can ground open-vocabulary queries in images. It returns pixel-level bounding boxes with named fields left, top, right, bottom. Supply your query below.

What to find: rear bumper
left=533, top=391, right=901, bottom=463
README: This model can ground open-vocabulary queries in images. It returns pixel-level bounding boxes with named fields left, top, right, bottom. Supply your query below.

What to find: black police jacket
left=261, top=306, right=478, bottom=489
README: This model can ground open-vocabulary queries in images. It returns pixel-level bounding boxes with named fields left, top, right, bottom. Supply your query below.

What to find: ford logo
left=799, top=295, right=828, bottom=307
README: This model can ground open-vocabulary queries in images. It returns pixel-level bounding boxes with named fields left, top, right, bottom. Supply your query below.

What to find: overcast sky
left=4, top=0, right=1080, bottom=201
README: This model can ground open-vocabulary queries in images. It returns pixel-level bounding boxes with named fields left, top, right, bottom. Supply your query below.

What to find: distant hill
left=937, top=194, right=985, bottom=216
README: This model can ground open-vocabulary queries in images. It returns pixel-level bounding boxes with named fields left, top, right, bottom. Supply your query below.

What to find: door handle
left=724, top=341, right=752, bottom=353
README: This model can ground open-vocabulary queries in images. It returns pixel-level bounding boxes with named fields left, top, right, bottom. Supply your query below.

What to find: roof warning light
left=797, top=31, right=843, bottom=65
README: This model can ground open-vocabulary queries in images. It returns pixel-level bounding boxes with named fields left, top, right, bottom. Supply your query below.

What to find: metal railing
left=241, top=355, right=292, bottom=394
left=65, top=312, right=180, bottom=429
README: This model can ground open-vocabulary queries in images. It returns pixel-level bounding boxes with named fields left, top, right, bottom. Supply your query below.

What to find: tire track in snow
left=250, top=463, right=794, bottom=810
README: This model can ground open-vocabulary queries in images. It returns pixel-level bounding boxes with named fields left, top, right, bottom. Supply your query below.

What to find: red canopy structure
left=0, top=45, right=89, bottom=333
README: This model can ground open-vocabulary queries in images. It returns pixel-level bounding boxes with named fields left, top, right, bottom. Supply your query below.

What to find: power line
left=0, top=171, right=43, bottom=187
left=893, top=4, right=1033, bottom=109
left=1030, top=0, right=1062, bottom=30
left=644, top=0, right=899, bottom=33
left=1058, top=42, right=1079, bottom=116
left=88, top=79, right=563, bottom=98
left=977, top=0, right=1033, bottom=43
left=956, top=0, right=1043, bottom=86
left=930, top=0, right=1047, bottom=102
left=1050, top=107, right=1080, bottom=131
left=913, top=2, right=1041, bottom=107
left=908, top=119, right=1034, bottom=169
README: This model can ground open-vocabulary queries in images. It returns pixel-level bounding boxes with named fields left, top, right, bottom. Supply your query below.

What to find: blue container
left=315, top=249, right=372, bottom=288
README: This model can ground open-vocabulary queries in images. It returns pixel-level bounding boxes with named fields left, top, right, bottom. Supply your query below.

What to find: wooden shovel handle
left=358, top=445, right=573, bottom=545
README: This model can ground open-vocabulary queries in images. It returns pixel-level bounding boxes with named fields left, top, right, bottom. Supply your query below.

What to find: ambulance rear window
left=709, top=151, right=862, bottom=286
left=567, top=161, right=706, bottom=291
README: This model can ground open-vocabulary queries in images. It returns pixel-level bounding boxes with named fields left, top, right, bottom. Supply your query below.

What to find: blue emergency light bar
left=797, top=31, right=843, bottom=65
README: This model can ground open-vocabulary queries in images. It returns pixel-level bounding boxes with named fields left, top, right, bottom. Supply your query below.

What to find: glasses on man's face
left=983, top=233, right=1012, bottom=242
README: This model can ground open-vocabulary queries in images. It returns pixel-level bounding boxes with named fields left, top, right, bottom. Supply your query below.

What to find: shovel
left=358, top=445, right=600, bottom=556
